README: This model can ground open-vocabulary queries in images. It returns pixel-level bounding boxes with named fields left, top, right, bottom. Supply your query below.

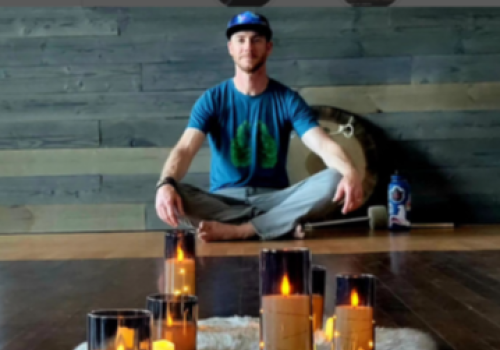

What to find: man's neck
left=233, top=68, right=269, bottom=96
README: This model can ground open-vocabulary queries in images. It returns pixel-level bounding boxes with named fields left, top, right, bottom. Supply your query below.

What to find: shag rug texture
left=74, top=316, right=437, bottom=350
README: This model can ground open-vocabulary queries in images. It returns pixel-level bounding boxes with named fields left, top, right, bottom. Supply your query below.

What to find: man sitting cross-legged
left=154, top=11, right=364, bottom=242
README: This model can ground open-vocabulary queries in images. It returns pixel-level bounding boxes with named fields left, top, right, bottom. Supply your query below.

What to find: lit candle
left=86, top=309, right=152, bottom=350
left=259, top=248, right=314, bottom=350
left=334, top=274, right=376, bottom=350
left=147, top=293, right=198, bottom=350
left=164, top=231, right=196, bottom=295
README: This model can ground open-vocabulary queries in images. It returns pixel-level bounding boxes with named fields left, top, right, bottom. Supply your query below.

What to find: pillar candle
left=147, top=294, right=198, bottom=350
left=334, top=274, right=376, bottom=350
left=164, top=230, right=196, bottom=295
left=259, top=248, right=314, bottom=350
left=164, top=256, right=195, bottom=295
left=334, top=304, right=374, bottom=350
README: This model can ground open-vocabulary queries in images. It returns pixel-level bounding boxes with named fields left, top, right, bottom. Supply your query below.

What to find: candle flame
left=369, top=340, right=374, bottom=348
left=117, top=345, right=125, bottom=350
left=153, top=339, right=175, bottom=350
left=280, top=274, right=291, bottom=296
left=325, top=316, right=335, bottom=341
left=167, top=314, right=173, bottom=326
left=324, top=316, right=338, bottom=341
left=351, top=290, right=359, bottom=307
left=177, top=245, right=184, bottom=261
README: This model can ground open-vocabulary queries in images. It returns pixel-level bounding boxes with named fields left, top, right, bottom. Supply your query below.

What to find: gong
left=286, top=105, right=379, bottom=206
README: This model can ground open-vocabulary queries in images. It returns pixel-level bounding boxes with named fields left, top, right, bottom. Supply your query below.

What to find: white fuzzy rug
left=74, top=316, right=437, bottom=350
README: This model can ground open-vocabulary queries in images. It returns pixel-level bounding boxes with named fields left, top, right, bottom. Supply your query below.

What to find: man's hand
left=333, top=169, right=364, bottom=214
left=155, top=184, right=185, bottom=227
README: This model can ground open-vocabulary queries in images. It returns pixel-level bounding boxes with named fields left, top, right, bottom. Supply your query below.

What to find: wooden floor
left=1, top=225, right=500, bottom=261
left=1, top=226, right=500, bottom=350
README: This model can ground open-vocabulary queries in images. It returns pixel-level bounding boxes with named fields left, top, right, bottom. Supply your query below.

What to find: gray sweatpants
left=175, top=168, right=343, bottom=240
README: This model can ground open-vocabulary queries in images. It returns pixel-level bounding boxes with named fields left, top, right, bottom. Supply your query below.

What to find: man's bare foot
left=294, top=224, right=305, bottom=239
left=197, top=221, right=256, bottom=242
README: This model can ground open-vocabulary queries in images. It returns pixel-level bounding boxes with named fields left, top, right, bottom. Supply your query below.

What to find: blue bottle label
left=388, top=179, right=411, bottom=229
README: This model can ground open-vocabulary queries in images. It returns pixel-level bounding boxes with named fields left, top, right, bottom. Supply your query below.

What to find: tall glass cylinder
left=312, top=265, right=326, bottom=331
left=164, top=230, right=196, bottom=295
left=259, top=248, right=313, bottom=350
left=146, top=293, right=198, bottom=350
left=334, top=274, right=376, bottom=350
left=87, top=309, right=152, bottom=350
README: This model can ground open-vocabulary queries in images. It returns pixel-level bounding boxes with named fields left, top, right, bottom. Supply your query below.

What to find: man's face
left=228, top=31, right=273, bottom=73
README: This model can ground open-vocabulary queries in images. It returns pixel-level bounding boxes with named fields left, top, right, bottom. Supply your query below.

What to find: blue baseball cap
left=226, top=11, right=273, bottom=40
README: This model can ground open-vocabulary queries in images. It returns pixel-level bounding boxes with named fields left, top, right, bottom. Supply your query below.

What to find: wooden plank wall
left=1, top=7, right=500, bottom=234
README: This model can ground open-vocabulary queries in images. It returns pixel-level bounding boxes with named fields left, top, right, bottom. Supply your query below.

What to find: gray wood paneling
left=0, top=18, right=118, bottom=38
left=363, top=111, right=500, bottom=141
left=0, top=7, right=97, bottom=18
left=0, top=64, right=141, bottom=95
left=100, top=118, right=194, bottom=148
left=0, top=173, right=209, bottom=205
left=411, top=194, right=500, bottom=224
left=389, top=8, right=474, bottom=29
left=142, top=57, right=411, bottom=91
left=360, top=26, right=461, bottom=57
left=391, top=139, right=500, bottom=169
left=0, top=26, right=466, bottom=68
left=0, top=203, right=145, bottom=234
left=118, top=8, right=356, bottom=39
left=100, top=173, right=210, bottom=203
left=0, top=175, right=100, bottom=205
left=409, top=168, right=500, bottom=196
left=1, top=82, right=499, bottom=122
left=0, top=120, right=99, bottom=149
left=0, top=91, right=202, bottom=121
left=462, top=28, right=500, bottom=55
left=412, top=54, right=500, bottom=84
left=0, top=148, right=211, bottom=177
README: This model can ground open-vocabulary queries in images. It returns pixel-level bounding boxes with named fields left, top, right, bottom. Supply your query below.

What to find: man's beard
left=236, top=55, right=266, bottom=73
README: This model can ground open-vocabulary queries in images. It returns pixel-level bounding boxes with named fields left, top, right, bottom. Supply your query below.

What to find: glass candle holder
left=164, top=230, right=196, bottom=295
left=146, top=293, right=198, bottom=350
left=312, top=265, right=326, bottom=331
left=87, top=309, right=152, bottom=350
left=334, top=274, right=376, bottom=350
left=259, top=248, right=313, bottom=350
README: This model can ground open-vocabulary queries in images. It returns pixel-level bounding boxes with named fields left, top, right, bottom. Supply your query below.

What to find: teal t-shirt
left=187, top=78, right=319, bottom=192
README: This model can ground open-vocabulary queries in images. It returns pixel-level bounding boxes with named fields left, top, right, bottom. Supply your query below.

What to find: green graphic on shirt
left=230, top=121, right=278, bottom=169
left=258, top=122, right=278, bottom=169
left=230, top=121, right=252, bottom=167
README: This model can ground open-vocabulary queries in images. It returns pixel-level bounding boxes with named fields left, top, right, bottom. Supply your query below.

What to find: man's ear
left=267, top=40, right=273, bottom=54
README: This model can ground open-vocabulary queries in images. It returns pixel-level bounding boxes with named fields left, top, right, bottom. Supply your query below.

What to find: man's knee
left=304, top=168, right=343, bottom=217
left=309, top=168, right=343, bottom=200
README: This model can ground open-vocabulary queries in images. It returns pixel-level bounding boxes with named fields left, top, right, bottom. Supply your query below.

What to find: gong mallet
left=303, top=205, right=455, bottom=231
left=303, top=205, right=389, bottom=232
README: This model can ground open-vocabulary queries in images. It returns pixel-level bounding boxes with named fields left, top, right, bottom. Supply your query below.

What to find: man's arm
left=287, top=92, right=363, bottom=213
left=300, top=126, right=356, bottom=177
left=157, top=127, right=206, bottom=185
left=157, top=89, right=214, bottom=185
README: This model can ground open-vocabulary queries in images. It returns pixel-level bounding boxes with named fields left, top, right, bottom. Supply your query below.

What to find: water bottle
left=388, top=171, right=411, bottom=230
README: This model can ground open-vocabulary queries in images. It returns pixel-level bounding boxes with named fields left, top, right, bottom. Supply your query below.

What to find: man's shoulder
left=268, top=78, right=302, bottom=100
left=203, top=79, right=233, bottom=98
